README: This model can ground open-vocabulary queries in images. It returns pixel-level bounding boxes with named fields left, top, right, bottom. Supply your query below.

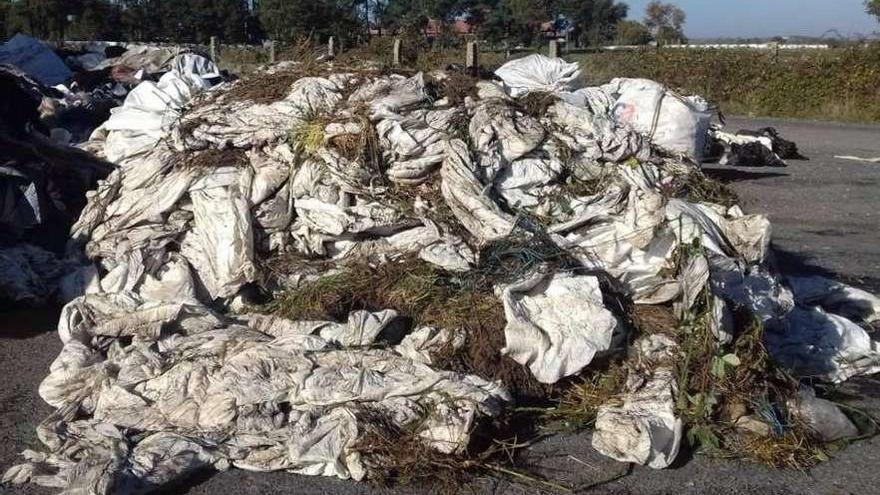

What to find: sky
left=623, top=0, right=879, bottom=39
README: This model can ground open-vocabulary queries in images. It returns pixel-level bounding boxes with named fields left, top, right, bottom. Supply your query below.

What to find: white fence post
left=466, top=41, right=479, bottom=71
left=549, top=39, right=559, bottom=58
left=393, top=38, right=402, bottom=66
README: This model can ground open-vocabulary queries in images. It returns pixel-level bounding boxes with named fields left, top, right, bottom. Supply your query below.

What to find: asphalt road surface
left=2, top=117, right=879, bottom=495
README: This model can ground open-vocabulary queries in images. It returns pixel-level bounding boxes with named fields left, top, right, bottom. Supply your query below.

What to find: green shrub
left=571, top=45, right=880, bottom=122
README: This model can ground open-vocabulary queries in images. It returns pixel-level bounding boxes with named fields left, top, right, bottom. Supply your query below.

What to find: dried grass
left=224, top=40, right=327, bottom=104
left=289, top=117, right=328, bottom=154
left=728, top=429, right=826, bottom=470
left=264, top=256, right=551, bottom=402
left=518, top=92, right=560, bottom=118
left=541, top=363, right=630, bottom=431
left=429, top=71, right=480, bottom=106
left=170, top=148, right=248, bottom=169
left=667, top=168, right=740, bottom=207
left=631, top=304, right=680, bottom=336
left=355, top=407, right=570, bottom=492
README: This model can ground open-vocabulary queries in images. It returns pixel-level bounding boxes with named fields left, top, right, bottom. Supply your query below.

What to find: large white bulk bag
left=605, top=78, right=712, bottom=162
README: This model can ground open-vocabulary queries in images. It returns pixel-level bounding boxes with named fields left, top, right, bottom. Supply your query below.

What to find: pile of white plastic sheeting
left=6, top=54, right=880, bottom=492
left=3, top=298, right=508, bottom=489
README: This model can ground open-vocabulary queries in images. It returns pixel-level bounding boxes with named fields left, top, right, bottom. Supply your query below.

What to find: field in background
left=217, top=41, right=880, bottom=123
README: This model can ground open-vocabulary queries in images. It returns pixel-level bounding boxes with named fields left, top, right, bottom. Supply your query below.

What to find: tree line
left=0, top=0, right=688, bottom=48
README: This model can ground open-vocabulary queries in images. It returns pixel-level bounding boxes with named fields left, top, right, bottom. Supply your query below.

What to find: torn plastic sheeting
left=591, top=357, right=682, bottom=470
left=494, top=54, right=582, bottom=98
left=766, top=305, right=880, bottom=384
left=494, top=154, right=565, bottom=211
left=378, top=107, right=458, bottom=185
left=545, top=99, right=649, bottom=164
left=666, top=199, right=772, bottom=264
left=712, top=129, right=787, bottom=168
left=498, top=270, right=619, bottom=384
left=180, top=75, right=345, bottom=151
left=0, top=34, right=72, bottom=86
left=788, top=387, right=858, bottom=442
left=100, top=54, right=221, bottom=164
left=469, top=98, right=546, bottom=181
left=181, top=178, right=258, bottom=300
left=325, top=222, right=476, bottom=273
left=786, top=275, right=880, bottom=323
left=553, top=177, right=682, bottom=305
left=349, top=72, right=431, bottom=118
left=709, top=256, right=794, bottom=322
left=440, top=139, right=516, bottom=244
left=396, top=327, right=465, bottom=365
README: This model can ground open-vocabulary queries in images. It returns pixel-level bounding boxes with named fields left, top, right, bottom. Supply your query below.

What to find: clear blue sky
left=623, top=0, right=879, bottom=38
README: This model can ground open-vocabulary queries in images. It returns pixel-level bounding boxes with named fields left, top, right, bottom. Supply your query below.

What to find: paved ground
left=2, top=117, right=879, bottom=495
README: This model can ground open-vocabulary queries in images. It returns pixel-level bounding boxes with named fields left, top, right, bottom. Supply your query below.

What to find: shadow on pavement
left=0, top=305, right=62, bottom=339
left=771, top=244, right=880, bottom=294
left=704, top=168, right=789, bottom=183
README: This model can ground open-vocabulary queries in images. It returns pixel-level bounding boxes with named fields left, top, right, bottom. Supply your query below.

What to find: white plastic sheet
left=494, top=54, right=582, bottom=97
left=498, top=270, right=619, bottom=384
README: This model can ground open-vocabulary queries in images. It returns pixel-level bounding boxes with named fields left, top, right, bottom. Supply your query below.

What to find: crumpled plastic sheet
left=710, top=128, right=788, bottom=168
left=711, top=258, right=880, bottom=383
left=494, top=54, right=582, bottom=97
left=498, top=270, right=619, bottom=384
left=8, top=55, right=880, bottom=491
left=786, top=275, right=880, bottom=323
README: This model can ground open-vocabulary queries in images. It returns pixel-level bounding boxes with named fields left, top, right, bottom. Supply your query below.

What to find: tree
left=867, top=0, right=880, bottom=22
left=474, top=0, right=548, bottom=46
left=3, top=0, right=68, bottom=39
left=67, top=0, right=122, bottom=40
left=0, top=1, right=7, bottom=40
left=615, top=20, right=651, bottom=45
left=258, top=0, right=361, bottom=43
left=644, top=1, right=685, bottom=45
left=554, top=0, right=628, bottom=47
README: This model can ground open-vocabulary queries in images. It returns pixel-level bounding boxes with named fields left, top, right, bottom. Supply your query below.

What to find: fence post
left=209, top=36, right=217, bottom=61
left=328, top=36, right=336, bottom=58
left=466, top=41, right=479, bottom=73
left=548, top=39, right=559, bottom=58
left=392, top=38, right=402, bottom=66
left=268, top=40, right=276, bottom=63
